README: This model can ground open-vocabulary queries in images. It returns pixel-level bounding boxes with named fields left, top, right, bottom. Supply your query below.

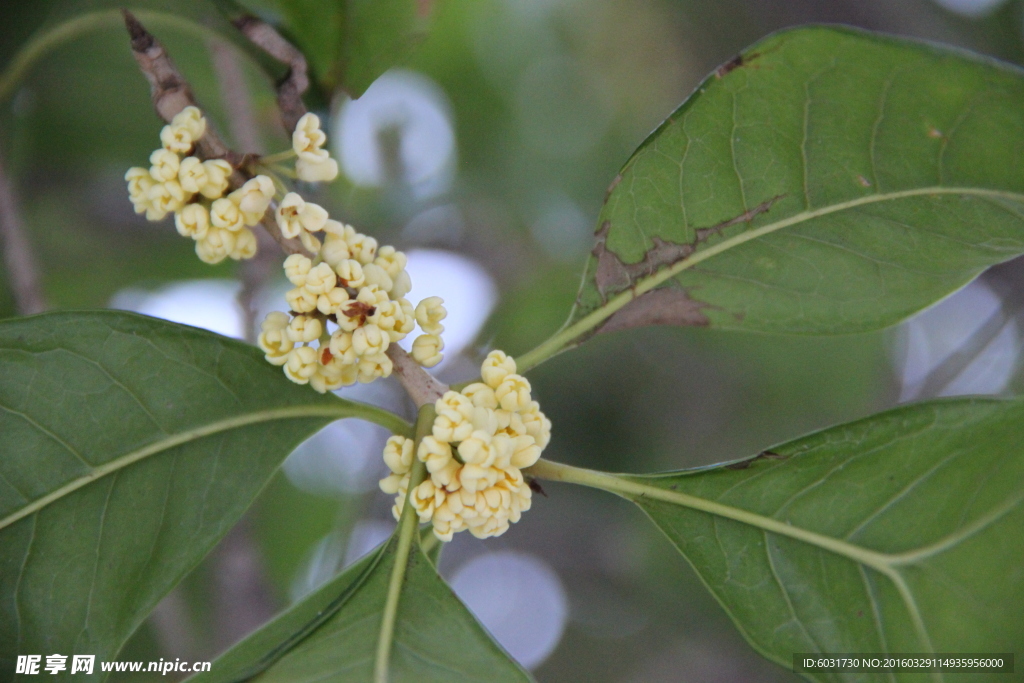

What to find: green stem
left=524, top=458, right=894, bottom=574
left=268, top=163, right=298, bottom=179
left=259, top=149, right=297, bottom=165
left=515, top=186, right=1024, bottom=373
left=374, top=404, right=434, bottom=683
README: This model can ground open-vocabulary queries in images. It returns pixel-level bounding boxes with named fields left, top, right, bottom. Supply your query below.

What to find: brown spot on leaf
left=599, top=288, right=712, bottom=334
left=593, top=221, right=634, bottom=297
left=857, top=175, right=872, bottom=188
left=592, top=195, right=783, bottom=301
left=604, top=173, right=623, bottom=204
left=724, top=450, right=788, bottom=470
left=927, top=127, right=943, bottom=139
left=715, top=53, right=747, bottom=79
left=713, top=45, right=779, bottom=79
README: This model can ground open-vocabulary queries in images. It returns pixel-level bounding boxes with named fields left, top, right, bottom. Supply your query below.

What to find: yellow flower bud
left=199, top=159, right=232, bottom=199
left=481, top=350, right=517, bottom=389
left=379, top=472, right=407, bottom=495
left=317, top=287, right=350, bottom=316
left=284, top=346, right=319, bottom=384
left=495, top=373, right=532, bottom=412
left=352, top=323, right=389, bottom=356
left=283, top=254, right=313, bottom=286
left=418, top=436, right=454, bottom=473
left=195, top=226, right=236, bottom=264
left=462, top=382, right=498, bottom=410
left=458, top=430, right=496, bottom=467
left=321, top=232, right=351, bottom=267
left=436, top=391, right=475, bottom=422
left=374, top=246, right=408, bottom=279
left=509, top=435, right=541, bottom=468
left=415, top=296, right=446, bottom=335
left=160, top=123, right=194, bottom=154
left=412, top=333, right=444, bottom=368
left=174, top=203, right=209, bottom=240
left=390, top=270, right=412, bottom=298
left=356, top=352, right=392, bottom=383
left=171, top=106, right=206, bottom=140
left=286, top=314, right=322, bottom=343
left=177, top=157, right=207, bottom=194
left=285, top=287, right=318, bottom=313
left=329, top=330, right=357, bottom=364
left=299, top=230, right=322, bottom=254
left=275, top=192, right=329, bottom=238
left=149, top=149, right=180, bottom=182
left=230, top=228, right=257, bottom=260
left=521, top=403, right=551, bottom=449
left=296, top=157, right=339, bottom=182
left=145, top=180, right=187, bottom=220
left=383, top=435, right=415, bottom=475
left=229, top=175, right=275, bottom=216
left=348, top=233, right=378, bottom=264
left=334, top=259, right=366, bottom=289
left=361, top=263, right=393, bottom=293
left=257, top=312, right=294, bottom=365
left=304, top=263, right=337, bottom=295
left=292, top=112, right=328, bottom=160
left=210, top=197, right=245, bottom=231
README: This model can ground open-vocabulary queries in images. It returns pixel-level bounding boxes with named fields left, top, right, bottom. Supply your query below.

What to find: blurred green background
left=2, top=0, right=1023, bottom=680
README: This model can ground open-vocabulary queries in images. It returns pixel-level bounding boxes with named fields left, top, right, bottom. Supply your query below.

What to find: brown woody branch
left=387, top=345, right=448, bottom=406
left=230, top=13, right=309, bottom=134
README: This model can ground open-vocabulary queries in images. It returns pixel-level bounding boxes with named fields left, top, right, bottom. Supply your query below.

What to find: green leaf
left=0, top=311, right=409, bottom=675
left=190, top=537, right=532, bottom=683
left=530, top=396, right=1024, bottom=677
left=272, top=0, right=436, bottom=96
left=519, top=26, right=1024, bottom=371
left=0, top=0, right=285, bottom=104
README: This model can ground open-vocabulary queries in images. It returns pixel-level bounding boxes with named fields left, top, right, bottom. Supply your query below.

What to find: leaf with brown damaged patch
left=516, top=26, right=1024, bottom=373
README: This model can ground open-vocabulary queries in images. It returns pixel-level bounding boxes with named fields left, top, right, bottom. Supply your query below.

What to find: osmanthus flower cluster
left=126, top=108, right=452, bottom=391
left=125, top=107, right=268, bottom=264
left=257, top=243, right=448, bottom=392
left=380, top=351, right=552, bottom=541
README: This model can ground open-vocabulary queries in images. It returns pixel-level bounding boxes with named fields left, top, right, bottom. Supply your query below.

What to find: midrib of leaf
left=526, top=457, right=1015, bottom=671
left=516, top=186, right=1024, bottom=372
left=0, top=403, right=412, bottom=532
left=373, top=405, right=433, bottom=683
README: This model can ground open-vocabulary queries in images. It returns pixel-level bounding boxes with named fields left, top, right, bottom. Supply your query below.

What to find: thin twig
left=229, top=13, right=309, bottom=134
left=0, top=151, right=47, bottom=315
left=387, top=346, right=448, bottom=406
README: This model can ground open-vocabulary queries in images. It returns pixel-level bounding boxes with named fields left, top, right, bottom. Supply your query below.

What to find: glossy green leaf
left=0, top=311, right=408, bottom=678
left=0, top=0, right=285, bottom=104
left=520, top=26, right=1024, bottom=370
left=272, top=0, right=436, bottom=96
left=534, top=397, right=1024, bottom=678
left=191, top=537, right=531, bottom=683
